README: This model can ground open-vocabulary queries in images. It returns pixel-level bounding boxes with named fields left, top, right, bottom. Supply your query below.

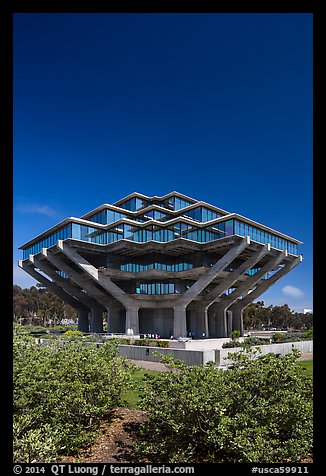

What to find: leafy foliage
left=134, top=349, right=313, bottom=463
left=13, top=284, right=76, bottom=326
left=230, top=330, right=240, bottom=340
left=243, top=301, right=313, bottom=330
left=13, top=332, right=134, bottom=462
left=303, top=328, right=313, bottom=339
left=134, top=338, right=170, bottom=348
left=62, top=330, right=83, bottom=337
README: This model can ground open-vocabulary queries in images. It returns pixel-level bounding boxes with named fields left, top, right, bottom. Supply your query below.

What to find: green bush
left=134, top=349, right=313, bottom=463
left=222, top=340, right=241, bottom=348
left=62, top=330, right=83, bottom=337
left=13, top=335, right=133, bottom=462
left=51, top=326, right=66, bottom=333
left=14, top=325, right=48, bottom=335
left=134, top=338, right=169, bottom=348
left=230, top=330, right=240, bottom=340
left=303, top=328, right=313, bottom=339
left=271, top=332, right=286, bottom=343
left=155, top=340, right=169, bottom=348
left=108, top=337, right=131, bottom=345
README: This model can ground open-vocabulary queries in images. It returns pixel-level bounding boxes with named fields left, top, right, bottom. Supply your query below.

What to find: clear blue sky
left=13, top=13, right=313, bottom=312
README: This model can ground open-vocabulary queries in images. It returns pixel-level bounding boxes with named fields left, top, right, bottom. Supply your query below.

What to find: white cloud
left=16, top=203, right=59, bottom=218
left=282, top=285, right=304, bottom=299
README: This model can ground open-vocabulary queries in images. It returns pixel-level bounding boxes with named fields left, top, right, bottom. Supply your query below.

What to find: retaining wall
left=216, top=340, right=313, bottom=366
left=117, top=344, right=216, bottom=366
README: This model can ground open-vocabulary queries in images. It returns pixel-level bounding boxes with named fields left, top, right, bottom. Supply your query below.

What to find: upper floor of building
left=20, top=191, right=302, bottom=259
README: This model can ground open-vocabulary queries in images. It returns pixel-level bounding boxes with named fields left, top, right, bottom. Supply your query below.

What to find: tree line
left=13, top=284, right=77, bottom=326
left=13, top=284, right=313, bottom=331
left=243, top=301, right=313, bottom=330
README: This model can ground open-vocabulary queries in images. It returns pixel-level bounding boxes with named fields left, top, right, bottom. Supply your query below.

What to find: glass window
left=120, top=198, right=136, bottom=211
left=184, top=207, right=202, bottom=222
left=225, top=220, right=234, bottom=236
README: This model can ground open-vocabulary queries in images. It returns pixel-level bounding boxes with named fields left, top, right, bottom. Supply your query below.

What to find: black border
left=2, top=0, right=321, bottom=473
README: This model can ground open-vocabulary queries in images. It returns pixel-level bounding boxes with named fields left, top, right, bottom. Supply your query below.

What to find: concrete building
left=19, top=191, right=302, bottom=338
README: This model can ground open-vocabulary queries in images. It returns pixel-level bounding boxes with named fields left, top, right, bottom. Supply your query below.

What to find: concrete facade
left=19, top=192, right=302, bottom=337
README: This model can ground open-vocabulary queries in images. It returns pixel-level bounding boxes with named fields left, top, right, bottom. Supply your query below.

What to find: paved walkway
left=297, top=352, right=313, bottom=361
left=131, top=359, right=171, bottom=372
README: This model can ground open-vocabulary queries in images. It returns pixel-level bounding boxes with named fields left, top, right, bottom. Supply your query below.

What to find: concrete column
left=231, top=307, right=244, bottom=335
left=89, top=309, right=104, bottom=333
left=215, top=305, right=228, bottom=338
left=77, top=308, right=89, bottom=332
left=173, top=306, right=187, bottom=338
left=125, top=307, right=139, bottom=336
left=107, top=308, right=122, bottom=334
left=227, top=310, right=233, bottom=337
left=193, top=308, right=209, bottom=338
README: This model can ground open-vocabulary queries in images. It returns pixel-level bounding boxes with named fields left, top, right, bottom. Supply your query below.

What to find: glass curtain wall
left=22, top=218, right=299, bottom=258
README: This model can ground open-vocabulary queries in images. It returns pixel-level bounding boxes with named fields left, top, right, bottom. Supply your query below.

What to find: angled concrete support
left=77, top=308, right=89, bottom=332
left=199, top=244, right=270, bottom=309
left=18, top=260, right=84, bottom=311
left=231, top=255, right=302, bottom=312
left=219, top=251, right=286, bottom=310
left=176, top=237, right=250, bottom=308
left=43, top=248, right=114, bottom=310
left=31, top=255, right=105, bottom=315
left=58, top=241, right=135, bottom=309
left=227, top=255, right=302, bottom=335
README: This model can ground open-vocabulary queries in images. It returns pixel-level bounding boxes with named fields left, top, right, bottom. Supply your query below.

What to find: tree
left=270, top=304, right=293, bottom=329
left=135, top=349, right=313, bottom=463
left=13, top=333, right=133, bottom=462
left=12, top=284, right=77, bottom=325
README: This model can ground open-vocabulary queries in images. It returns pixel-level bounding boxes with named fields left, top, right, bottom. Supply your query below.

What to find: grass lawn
left=296, top=359, right=313, bottom=379
left=122, top=368, right=160, bottom=409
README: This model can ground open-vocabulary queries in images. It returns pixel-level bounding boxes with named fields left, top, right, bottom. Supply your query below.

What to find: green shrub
left=51, top=326, right=66, bottom=333
left=272, top=332, right=286, bottom=343
left=230, top=330, right=240, bottom=340
left=133, top=338, right=169, bottom=348
left=155, top=340, right=169, bottom=348
left=62, top=330, right=83, bottom=337
left=134, top=349, right=312, bottom=463
left=222, top=340, right=241, bottom=348
left=134, top=338, right=153, bottom=346
left=13, top=335, right=133, bottom=462
left=108, top=337, right=131, bottom=345
left=14, top=325, right=48, bottom=335
left=303, top=328, right=313, bottom=339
